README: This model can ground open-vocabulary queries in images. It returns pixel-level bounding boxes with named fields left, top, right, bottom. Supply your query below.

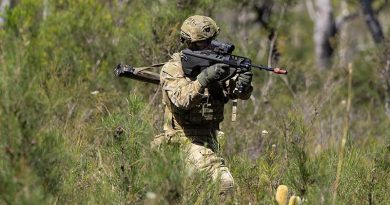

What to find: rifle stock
left=114, top=64, right=160, bottom=85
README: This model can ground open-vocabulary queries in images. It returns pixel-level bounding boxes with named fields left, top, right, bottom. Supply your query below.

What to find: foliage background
left=0, top=0, right=389, bottom=204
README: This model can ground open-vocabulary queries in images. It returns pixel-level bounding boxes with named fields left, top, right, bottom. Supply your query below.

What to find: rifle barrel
left=252, top=64, right=288, bottom=75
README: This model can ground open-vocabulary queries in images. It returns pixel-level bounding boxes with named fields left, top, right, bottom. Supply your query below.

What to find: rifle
left=181, top=40, right=287, bottom=93
left=115, top=40, right=288, bottom=121
left=114, top=40, right=287, bottom=91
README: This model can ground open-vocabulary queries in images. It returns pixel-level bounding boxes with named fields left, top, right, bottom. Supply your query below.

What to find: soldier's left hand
left=237, top=71, right=253, bottom=89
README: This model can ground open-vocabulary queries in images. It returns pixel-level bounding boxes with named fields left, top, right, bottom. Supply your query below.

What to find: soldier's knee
left=150, top=133, right=165, bottom=149
left=219, top=168, right=234, bottom=194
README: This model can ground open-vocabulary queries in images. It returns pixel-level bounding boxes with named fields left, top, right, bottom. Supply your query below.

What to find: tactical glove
left=236, top=71, right=253, bottom=92
left=197, top=63, right=229, bottom=87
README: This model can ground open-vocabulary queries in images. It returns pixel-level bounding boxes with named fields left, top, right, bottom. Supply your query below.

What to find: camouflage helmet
left=180, top=15, right=220, bottom=43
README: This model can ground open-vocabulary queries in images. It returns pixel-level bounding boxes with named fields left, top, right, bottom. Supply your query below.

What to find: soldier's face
left=188, top=40, right=211, bottom=51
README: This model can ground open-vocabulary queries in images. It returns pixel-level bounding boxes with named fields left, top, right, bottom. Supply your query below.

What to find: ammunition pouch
left=171, top=96, right=224, bottom=130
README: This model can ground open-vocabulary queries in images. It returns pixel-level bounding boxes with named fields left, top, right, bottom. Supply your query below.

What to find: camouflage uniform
left=152, top=52, right=252, bottom=194
left=151, top=15, right=253, bottom=196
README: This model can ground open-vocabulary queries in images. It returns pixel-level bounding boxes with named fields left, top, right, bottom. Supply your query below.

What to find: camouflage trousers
left=151, top=130, right=234, bottom=196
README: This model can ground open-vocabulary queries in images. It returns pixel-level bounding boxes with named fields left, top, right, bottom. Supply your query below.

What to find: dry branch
left=332, top=63, right=353, bottom=205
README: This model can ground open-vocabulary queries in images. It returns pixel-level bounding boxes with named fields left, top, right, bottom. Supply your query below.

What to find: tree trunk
left=254, top=0, right=274, bottom=31
left=384, top=59, right=390, bottom=118
left=0, top=0, right=10, bottom=26
left=338, top=0, right=357, bottom=67
left=313, top=0, right=337, bottom=70
left=43, top=0, right=48, bottom=20
left=360, top=0, right=384, bottom=44
left=10, top=0, right=18, bottom=8
left=359, top=0, right=388, bottom=118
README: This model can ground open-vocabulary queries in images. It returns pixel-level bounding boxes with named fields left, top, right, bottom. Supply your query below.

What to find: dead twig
left=260, top=3, right=287, bottom=104
left=332, top=63, right=353, bottom=205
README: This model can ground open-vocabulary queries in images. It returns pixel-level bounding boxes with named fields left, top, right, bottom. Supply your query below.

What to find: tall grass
left=1, top=0, right=389, bottom=204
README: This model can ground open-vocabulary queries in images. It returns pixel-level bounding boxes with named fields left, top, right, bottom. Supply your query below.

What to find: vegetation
left=0, top=0, right=389, bottom=204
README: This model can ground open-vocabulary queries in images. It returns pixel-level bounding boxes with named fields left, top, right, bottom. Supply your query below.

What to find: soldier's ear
left=181, top=37, right=191, bottom=44
left=181, top=38, right=192, bottom=48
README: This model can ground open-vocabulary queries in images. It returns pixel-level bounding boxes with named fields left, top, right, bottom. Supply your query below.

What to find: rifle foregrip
left=233, top=83, right=245, bottom=95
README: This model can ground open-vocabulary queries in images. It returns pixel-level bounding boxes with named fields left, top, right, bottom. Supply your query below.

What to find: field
left=1, top=1, right=389, bottom=204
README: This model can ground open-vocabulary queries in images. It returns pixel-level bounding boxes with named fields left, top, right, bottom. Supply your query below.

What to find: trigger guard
left=219, top=67, right=237, bottom=82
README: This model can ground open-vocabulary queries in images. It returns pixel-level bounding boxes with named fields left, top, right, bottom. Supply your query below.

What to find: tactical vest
left=161, top=52, right=231, bottom=135
left=163, top=82, right=229, bottom=135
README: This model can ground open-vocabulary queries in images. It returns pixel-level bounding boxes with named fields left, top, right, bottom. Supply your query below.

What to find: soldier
left=151, top=15, right=253, bottom=198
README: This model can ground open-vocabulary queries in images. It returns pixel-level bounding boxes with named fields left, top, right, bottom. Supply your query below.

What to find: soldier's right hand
left=197, top=63, right=229, bottom=87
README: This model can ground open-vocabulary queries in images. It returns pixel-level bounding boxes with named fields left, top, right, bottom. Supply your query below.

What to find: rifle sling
left=133, top=63, right=165, bottom=74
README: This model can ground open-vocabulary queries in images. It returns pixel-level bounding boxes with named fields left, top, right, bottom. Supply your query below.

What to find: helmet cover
left=180, top=15, right=220, bottom=43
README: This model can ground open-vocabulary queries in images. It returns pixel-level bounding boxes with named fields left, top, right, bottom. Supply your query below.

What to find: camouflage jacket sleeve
left=160, top=53, right=204, bottom=110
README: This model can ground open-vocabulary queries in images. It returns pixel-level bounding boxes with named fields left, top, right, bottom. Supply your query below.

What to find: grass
left=1, top=0, right=389, bottom=204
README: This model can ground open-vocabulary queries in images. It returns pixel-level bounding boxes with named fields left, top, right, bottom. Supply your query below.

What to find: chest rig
left=170, top=82, right=228, bottom=130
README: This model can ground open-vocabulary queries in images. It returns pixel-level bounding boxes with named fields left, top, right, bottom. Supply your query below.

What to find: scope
left=210, top=40, right=235, bottom=54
